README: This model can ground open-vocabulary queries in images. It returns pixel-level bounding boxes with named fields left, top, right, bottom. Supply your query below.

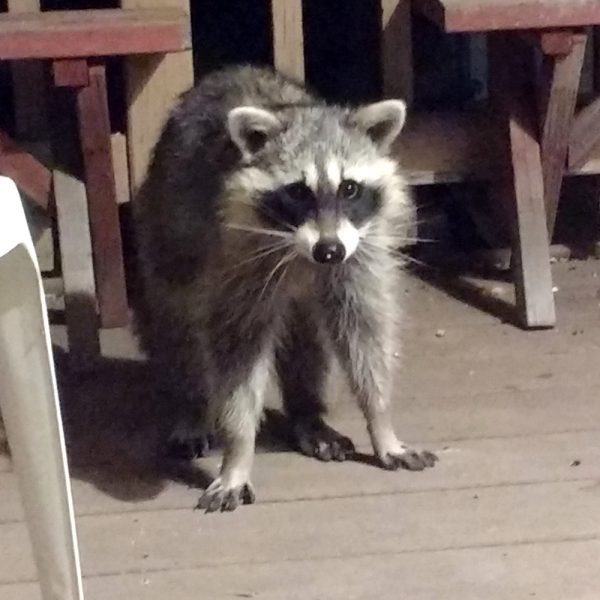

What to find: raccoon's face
left=225, top=99, right=409, bottom=265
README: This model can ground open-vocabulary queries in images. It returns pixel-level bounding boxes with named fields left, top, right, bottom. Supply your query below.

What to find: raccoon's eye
left=285, top=182, right=314, bottom=203
left=339, top=179, right=361, bottom=200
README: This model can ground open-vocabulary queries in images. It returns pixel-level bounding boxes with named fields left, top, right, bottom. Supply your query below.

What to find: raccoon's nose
left=313, top=240, right=346, bottom=264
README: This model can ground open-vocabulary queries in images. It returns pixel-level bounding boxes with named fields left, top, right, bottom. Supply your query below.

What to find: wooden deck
left=3, top=259, right=600, bottom=598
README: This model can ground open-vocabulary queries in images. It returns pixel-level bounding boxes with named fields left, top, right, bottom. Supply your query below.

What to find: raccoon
left=133, top=65, right=437, bottom=513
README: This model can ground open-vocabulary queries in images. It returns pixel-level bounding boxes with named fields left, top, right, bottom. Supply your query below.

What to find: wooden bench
left=406, top=0, right=600, bottom=329
left=0, top=6, right=192, bottom=357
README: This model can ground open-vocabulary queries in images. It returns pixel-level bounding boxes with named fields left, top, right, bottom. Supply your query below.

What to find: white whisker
left=259, top=251, right=295, bottom=300
left=225, top=223, right=293, bottom=239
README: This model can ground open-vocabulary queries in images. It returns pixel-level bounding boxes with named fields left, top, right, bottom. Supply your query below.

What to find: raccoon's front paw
left=292, top=416, right=355, bottom=462
left=196, top=478, right=256, bottom=513
left=379, top=447, right=438, bottom=471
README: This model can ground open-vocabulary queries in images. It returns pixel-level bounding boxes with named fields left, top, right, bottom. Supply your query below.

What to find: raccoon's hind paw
left=379, top=448, right=438, bottom=471
left=196, top=478, right=256, bottom=513
left=292, top=417, right=355, bottom=462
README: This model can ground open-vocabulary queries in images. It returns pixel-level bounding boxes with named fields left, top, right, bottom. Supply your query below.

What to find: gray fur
left=133, top=65, right=436, bottom=513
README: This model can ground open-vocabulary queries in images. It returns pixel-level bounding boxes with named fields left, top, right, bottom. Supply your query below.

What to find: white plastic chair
left=0, top=176, right=84, bottom=600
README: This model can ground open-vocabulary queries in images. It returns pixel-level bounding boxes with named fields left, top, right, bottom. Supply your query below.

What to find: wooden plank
left=76, top=63, right=129, bottom=328
left=53, top=170, right=100, bottom=362
left=0, top=130, right=52, bottom=210
left=52, top=58, right=89, bottom=88
left=111, top=133, right=131, bottom=205
left=569, top=94, right=600, bottom=170
left=3, top=539, right=600, bottom=600
left=415, top=0, right=600, bottom=33
left=271, top=0, right=305, bottom=82
left=3, top=430, right=600, bottom=520
left=0, top=8, right=191, bottom=61
left=392, top=108, right=600, bottom=184
left=7, top=0, right=47, bottom=141
left=381, top=0, right=413, bottom=105
left=392, top=110, right=500, bottom=184
left=488, top=34, right=555, bottom=328
left=539, top=33, right=587, bottom=236
left=1, top=480, right=599, bottom=583
left=43, top=541, right=600, bottom=600
left=122, top=0, right=194, bottom=193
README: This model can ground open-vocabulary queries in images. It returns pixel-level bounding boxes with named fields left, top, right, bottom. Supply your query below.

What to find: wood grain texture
left=111, top=133, right=131, bottom=205
left=415, top=0, right=600, bottom=32
left=121, top=0, right=194, bottom=192
left=392, top=109, right=600, bottom=184
left=53, top=170, right=101, bottom=361
left=488, top=34, right=556, bottom=328
left=0, top=130, right=52, bottom=210
left=0, top=8, right=191, bottom=60
left=569, top=94, right=600, bottom=169
left=76, top=63, right=129, bottom=329
left=272, top=0, right=305, bottom=82
left=539, top=33, right=587, bottom=236
left=381, top=0, right=413, bottom=105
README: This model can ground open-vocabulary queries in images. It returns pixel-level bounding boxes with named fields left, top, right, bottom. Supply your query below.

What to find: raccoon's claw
left=380, top=448, right=438, bottom=471
left=196, top=478, right=256, bottom=513
left=292, top=417, right=355, bottom=462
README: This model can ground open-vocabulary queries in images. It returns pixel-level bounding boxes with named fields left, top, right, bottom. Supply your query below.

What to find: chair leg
left=75, top=61, right=129, bottom=329
left=488, top=33, right=556, bottom=328
left=0, top=245, right=84, bottom=600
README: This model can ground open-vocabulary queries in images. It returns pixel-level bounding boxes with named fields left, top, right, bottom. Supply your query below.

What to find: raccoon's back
left=132, top=67, right=310, bottom=351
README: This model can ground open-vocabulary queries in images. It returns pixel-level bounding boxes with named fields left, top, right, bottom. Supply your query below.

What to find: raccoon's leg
left=276, top=302, right=355, bottom=461
left=166, top=415, right=212, bottom=460
left=326, top=283, right=437, bottom=471
left=197, top=353, right=270, bottom=512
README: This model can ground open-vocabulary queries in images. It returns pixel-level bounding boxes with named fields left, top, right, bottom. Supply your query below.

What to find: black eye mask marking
left=338, top=180, right=382, bottom=226
left=258, top=182, right=317, bottom=229
left=256, top=179, right=382, bottom=230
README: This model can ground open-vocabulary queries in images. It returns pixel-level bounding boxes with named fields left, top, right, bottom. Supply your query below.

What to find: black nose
left=312, top=240, right=346, bottom=264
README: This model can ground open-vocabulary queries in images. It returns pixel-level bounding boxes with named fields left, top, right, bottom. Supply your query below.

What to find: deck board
left=2, top=259, right=600, bottom=597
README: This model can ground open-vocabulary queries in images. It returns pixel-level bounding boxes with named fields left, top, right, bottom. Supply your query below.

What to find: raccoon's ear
left=350, top=100, right=406, bottom=151
left=227, top=106, right=283, bottom=159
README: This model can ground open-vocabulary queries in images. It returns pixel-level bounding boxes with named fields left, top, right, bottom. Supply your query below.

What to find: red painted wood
left=0, top=8, right=191, bottom=60
left=52, top=59, right=89, bottom=88
left=76, top=62, right=129, bottom=329
left=0, top=130, right=52, bottom=210
left=416, top=0, right=600, bottom=32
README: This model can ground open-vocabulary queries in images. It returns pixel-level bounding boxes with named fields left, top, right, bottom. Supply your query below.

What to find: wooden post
left=53, top=170, right=101, bottom=362
left=272, top=0, right=305, bottom=82
left=488, top=34, right=556, bottom=329
left=75, top=62, right=129, bottom=329
left=121, top=0, right=194, bottom=193
left=538, top=32, right=587, bottom=236
left=7, top=0, right=48, bottom=140
left=381, top=0, right=413, bottom=105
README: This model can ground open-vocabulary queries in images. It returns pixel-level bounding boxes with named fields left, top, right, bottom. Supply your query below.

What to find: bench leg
left=75, top=62, right=129, bottom=329
left=54, top=169, right=101, bottom=363
left=489, top=34, right=556, bottom=329
left=538, top=32, right=587, bottom=236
